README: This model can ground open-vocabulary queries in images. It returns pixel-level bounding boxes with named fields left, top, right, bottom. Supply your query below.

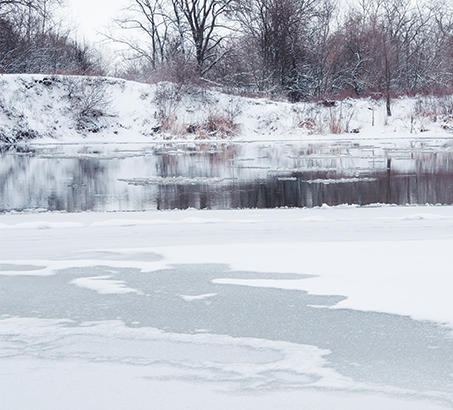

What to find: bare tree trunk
left=385, top=55, right=392, bottom=116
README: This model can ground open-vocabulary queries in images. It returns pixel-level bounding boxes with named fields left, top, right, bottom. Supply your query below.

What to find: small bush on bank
left=0, top=127, right=39, bottom=143
left=63, top=77, right=114, bottom=133
left=195, top=110, right=240, bottom=139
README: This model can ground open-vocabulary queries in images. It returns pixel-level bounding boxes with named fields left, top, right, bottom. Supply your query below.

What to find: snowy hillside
left=1, top=74, right=453, bottom=143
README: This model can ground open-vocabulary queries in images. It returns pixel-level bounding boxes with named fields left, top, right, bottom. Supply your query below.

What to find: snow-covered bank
left=1, top=74, right=453, bottom=143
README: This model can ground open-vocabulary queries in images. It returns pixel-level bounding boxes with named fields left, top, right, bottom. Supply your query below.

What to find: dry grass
left=412, top=95, right=453, bottom=132
left=293, top=105, right=323, bottom=135
left=195, top=110, right=240, bottom=140
left=294, top=102, right=355, bottom=135
left=414, top=95, right=453, bottom=120
left=326, top=102, right=356, bottom=134
left=298, top=117, right=318, bottom=133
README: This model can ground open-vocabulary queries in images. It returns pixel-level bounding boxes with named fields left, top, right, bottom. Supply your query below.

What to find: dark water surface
left=1, top=138, right=453, bottom=212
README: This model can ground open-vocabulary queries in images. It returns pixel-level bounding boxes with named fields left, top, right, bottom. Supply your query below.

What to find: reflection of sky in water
left=1, top=140, right=453, bottom=211
left=1, top=262, right=452, bottom=404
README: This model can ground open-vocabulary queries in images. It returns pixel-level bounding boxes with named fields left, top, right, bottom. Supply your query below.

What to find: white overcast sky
left=66, top=0, right=127, bottom=42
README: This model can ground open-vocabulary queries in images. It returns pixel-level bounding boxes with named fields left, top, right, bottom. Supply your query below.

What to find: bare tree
left=230, top=0, right=329, bottom=100
left=328, top=0, right=444, bottom=111
left=172, top=0, right=233, bottom=74
left=431, top=0, right=453, bottom=88
left=108, top=0, right=233, bottom=80
left=109, top=0, right=173, bottom=70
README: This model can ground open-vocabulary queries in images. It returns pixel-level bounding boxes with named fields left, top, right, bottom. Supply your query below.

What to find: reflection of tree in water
left=0, top=148, right=107, bottom=212
left=389, top=151, right=453, bottom=205
left=154, top=143, right=238, bottom=210
left=2, top=143, right=453, bottom=212
left=0, top=148, right=45, bottom=211
left=156, top=143, right=238, bottom=178
left=154, top=175, right=380, bottom=210
left=154, top=152, right=453, bottom=210
left=66, top=159, right=107, bottom=212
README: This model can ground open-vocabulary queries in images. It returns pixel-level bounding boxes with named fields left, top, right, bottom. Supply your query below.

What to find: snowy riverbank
left=1, top=74, right=453, bottom=143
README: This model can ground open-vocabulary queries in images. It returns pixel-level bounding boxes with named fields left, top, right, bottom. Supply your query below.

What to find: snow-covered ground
left=1, top=74, right=453, bottom=143
left=1, top=205, right=453, bottom=409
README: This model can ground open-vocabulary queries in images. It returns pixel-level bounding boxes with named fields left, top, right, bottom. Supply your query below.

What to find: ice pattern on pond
left=1, top=259, right=453, bottom=406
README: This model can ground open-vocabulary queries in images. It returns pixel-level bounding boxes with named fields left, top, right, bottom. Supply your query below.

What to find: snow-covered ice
left=1, top=205, right=453, bottom=409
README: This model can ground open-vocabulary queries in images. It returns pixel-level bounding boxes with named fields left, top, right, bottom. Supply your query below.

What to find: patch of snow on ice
left=402, top=214, right=447, bottom=220
left=88, top=218, right=261, bottom=227
left=0, top=317, right=348, bottom=390
left=37, top=152, right=146, bottom=160
left=181, top=293, right=218, bottom=301
left=89, top=218, right=224, bottom=227
left=297, top=216, right=332, bottom=222
left=118, top=177, right=228, bottom=186
left=70, top=275, right=138, bottom=294
left=148, top=240, right=453, bottom=328
left=213, top=279, right=309, bottom=291
left=2, top=316, right=452, bottom=408
left=306, top=178, right=378, bottom=184
left=89, top=219, right=160, bottom=227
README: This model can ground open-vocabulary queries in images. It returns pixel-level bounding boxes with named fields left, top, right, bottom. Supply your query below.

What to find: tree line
left=2, top=0, right=453, bottom=105
left=0, top=0, right=102, bottom=75
left=110, top=0, right=453, bottom=106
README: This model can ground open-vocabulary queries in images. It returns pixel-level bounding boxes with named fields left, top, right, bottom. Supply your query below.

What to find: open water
left=1, top=138, right=453, bottom=212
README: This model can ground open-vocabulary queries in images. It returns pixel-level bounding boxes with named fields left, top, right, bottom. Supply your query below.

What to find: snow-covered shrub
left=153, top=82, right=182, bottom=125
left=413, top=95, right=453, bottom=132
left=151, top=82, right=239, bottom=139
left=0, top=81, right=40, bottom=142
left=152, top=82, right=184, bottom=136
left=0, top=124, right=39, bottom=143
left=63, top=77, right=113, bottom=133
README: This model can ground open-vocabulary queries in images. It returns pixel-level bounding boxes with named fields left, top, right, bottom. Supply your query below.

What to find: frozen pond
left=1, top=137, right=453, bottom=212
